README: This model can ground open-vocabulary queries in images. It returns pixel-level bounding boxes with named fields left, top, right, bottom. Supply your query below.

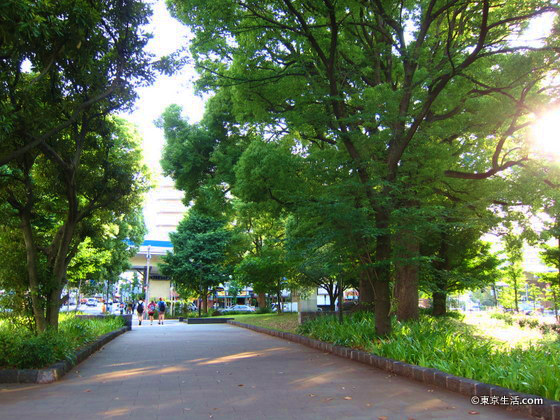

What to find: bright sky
left=124, top=0, right=206, bottom=175
left=123, top=0, right=204, bottom=241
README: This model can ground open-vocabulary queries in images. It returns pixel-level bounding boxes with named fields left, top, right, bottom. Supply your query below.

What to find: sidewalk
left=0, top=321, right=531, bottom=420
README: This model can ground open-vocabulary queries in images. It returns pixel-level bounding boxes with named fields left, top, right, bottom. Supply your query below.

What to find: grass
left=297, top=312, right=560, bottom=401
left=0, top=313, right=125, bottom=369
left=463, top=311, right=558, bottom=348
left=229, top=313, right=299, bottom=332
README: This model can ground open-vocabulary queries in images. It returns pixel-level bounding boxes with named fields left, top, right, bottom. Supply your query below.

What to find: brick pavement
left=0, top=320, right=532, bottom=420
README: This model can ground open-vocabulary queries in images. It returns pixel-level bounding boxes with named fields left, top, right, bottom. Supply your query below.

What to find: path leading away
left=0, top=321, right=530, bottom=420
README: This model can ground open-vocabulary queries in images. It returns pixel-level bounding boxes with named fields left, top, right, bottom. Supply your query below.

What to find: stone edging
left=181, top=317, right=234, bottom=324
left=228, top=320, right=560, bottom=420
left=0, top=326, right=128, bottom=384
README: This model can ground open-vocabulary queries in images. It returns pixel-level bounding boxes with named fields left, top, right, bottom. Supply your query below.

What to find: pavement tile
left=0, top=320, right=536, bottom=420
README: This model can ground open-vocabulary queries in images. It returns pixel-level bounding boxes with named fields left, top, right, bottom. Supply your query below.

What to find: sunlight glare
left=532, top=108, right=560, bottom=158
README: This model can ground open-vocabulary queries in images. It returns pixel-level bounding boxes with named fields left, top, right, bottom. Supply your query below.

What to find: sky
left=124, top=0, right=206, bottom=175
left=123, top=0, right=204, bottom=241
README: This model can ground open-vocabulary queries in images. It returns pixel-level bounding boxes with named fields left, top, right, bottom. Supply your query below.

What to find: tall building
left=145, top=176, right=187, bottom=241
left=128, top=174, right=187, bottom=302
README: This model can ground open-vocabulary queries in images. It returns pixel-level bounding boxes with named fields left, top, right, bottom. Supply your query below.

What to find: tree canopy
left=167, top=0, right=560, bottom=334
left=160, top=211, right=232, bottom=314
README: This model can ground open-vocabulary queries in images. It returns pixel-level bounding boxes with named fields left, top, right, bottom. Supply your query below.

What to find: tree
left=0, top=0, right=154, bottom=165
left=169, top=0, right=560, bottom=335
left=160, top=211, right=232, bottom=316
left=235, top=249, right=288, bottom=312
left=1, top=0, right=154, bottom=332
left=226, top=279, right=243, bottom=305
left=0, top=117, right=149, bottom=331
left=90, top=210, right=147, bottom=304
left=500, top=231, right=526, bottom=312
left=158, top=92, right=249, bottom=216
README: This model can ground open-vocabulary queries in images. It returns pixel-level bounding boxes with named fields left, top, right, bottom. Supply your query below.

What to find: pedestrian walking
left=157, top=297, right=166, bottom=325
left=136, top=299, right=145, bottom=325
left=147, top=300, right=156, bottom=325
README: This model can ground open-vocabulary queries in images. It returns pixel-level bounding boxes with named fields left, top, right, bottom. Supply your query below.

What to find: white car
left=86, top=298, right=98, bottom=307
left=222, top=305, right=255, bottom=313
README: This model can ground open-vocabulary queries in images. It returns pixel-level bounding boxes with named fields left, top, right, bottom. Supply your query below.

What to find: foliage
left=489, top=311, right=559, bottom=335
left=169, top=0, right=560, bottom=335
left=298, top=313, right=560, bottom=400
left=226, top=279, right=243, bottom=303
left=0, top=314, right=124, bottom=369
left=0, top=0, right=154, bottom=331
left=256, top=306, right=273, bottom=314
left=0, top=117, right=150, bottom=331
left=160, top=210, right=232, bottom=309
left=229, top=313, right=299, bottom=333
left=498, top=231, right=526, bottom=311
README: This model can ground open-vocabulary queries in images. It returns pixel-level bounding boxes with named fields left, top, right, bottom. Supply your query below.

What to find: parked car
left=86, top=298, right=98, bottom=307
left=222, top=305, right=255, bottom=313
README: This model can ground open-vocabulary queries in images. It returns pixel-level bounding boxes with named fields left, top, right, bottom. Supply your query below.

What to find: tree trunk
left=491, top=282, right=498, bottom=307
left=43, top=218, right=77, bottom=330
left=373, top=210, right=392, bottom=336
left=202, top=287, right=208, bottom=313
left=277, top=281, right=282, bottom=314
left=433, top=232, right=450, bottom=317
left=338, top=278, right=344, bottom=324
left=325, top=282, right=337, bottom=312
left=46, top=287, right=63, bottom=330
left=358, top=257, right=375, bottom=311
left=513, top=279, right=519, bottom=312
left=553, top=288, right=559, bottom=323
left=75, top=279, right=82, bottom=312
left=20, top=213, right=47, bottom=332
left=432, top=291, right=447, bottom=316
left=394, top=230, right=419, bottom=321
left=257, top=292, right=266, bottom=308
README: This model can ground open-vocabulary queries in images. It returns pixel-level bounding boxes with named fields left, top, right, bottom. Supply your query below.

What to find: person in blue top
left=157, top=297, right=166, bottom=325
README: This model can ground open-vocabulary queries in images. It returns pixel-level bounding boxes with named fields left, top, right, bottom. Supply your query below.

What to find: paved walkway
left=0, top=321, right=531, bottom=420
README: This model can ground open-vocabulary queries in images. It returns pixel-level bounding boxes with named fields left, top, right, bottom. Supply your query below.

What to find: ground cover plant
left=297, top=312, right=560, bottom=400
left=488, top=311, right=560, bottom=336
left=230, top=313, right=299, bottom=333
left=0, top=314, right=125, bottom=369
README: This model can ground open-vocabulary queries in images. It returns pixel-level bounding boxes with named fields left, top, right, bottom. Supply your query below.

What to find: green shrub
left=0, top=314, right=124, bottom=369
left=256, top=307, right=273, bottom=314
left=298, top=313, right=560, bottom=400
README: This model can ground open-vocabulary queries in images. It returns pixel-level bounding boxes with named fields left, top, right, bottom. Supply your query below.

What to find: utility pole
left=145, top=245, right=152, bottom=304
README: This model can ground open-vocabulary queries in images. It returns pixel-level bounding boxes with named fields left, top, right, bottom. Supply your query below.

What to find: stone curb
left=180, top=317, right=234, bottom=324
left=227, top=320, right=560, bottom=420
left=0, top=326, right=128, bottom=384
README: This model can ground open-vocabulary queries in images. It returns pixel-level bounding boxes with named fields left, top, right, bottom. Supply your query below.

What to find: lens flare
left=532, top=108, right=560, bottom=158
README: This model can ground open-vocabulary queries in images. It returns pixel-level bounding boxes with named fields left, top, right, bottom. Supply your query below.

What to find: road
left=0, top=321, right=532, bottom=420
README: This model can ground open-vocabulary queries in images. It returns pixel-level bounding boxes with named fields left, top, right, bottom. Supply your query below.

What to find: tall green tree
left=0, top=118, right=149, bottom=331
left=160, top=211, right=232, bottom=315
left=169, top=0, right=560, bottom=335
left=0, top=0, right=154, bottom=165
left=500, top=230, right=526, bottom=312
left=0, top=0, right=154, bottom=331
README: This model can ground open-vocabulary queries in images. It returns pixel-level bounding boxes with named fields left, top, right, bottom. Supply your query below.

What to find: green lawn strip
left=297, top=312, right=560, bottom=401
left=229, top=313, right=299, bottom=333
left=0, top=313, right=125, bottom=369
left=463, top=312, right=558, bottom=349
